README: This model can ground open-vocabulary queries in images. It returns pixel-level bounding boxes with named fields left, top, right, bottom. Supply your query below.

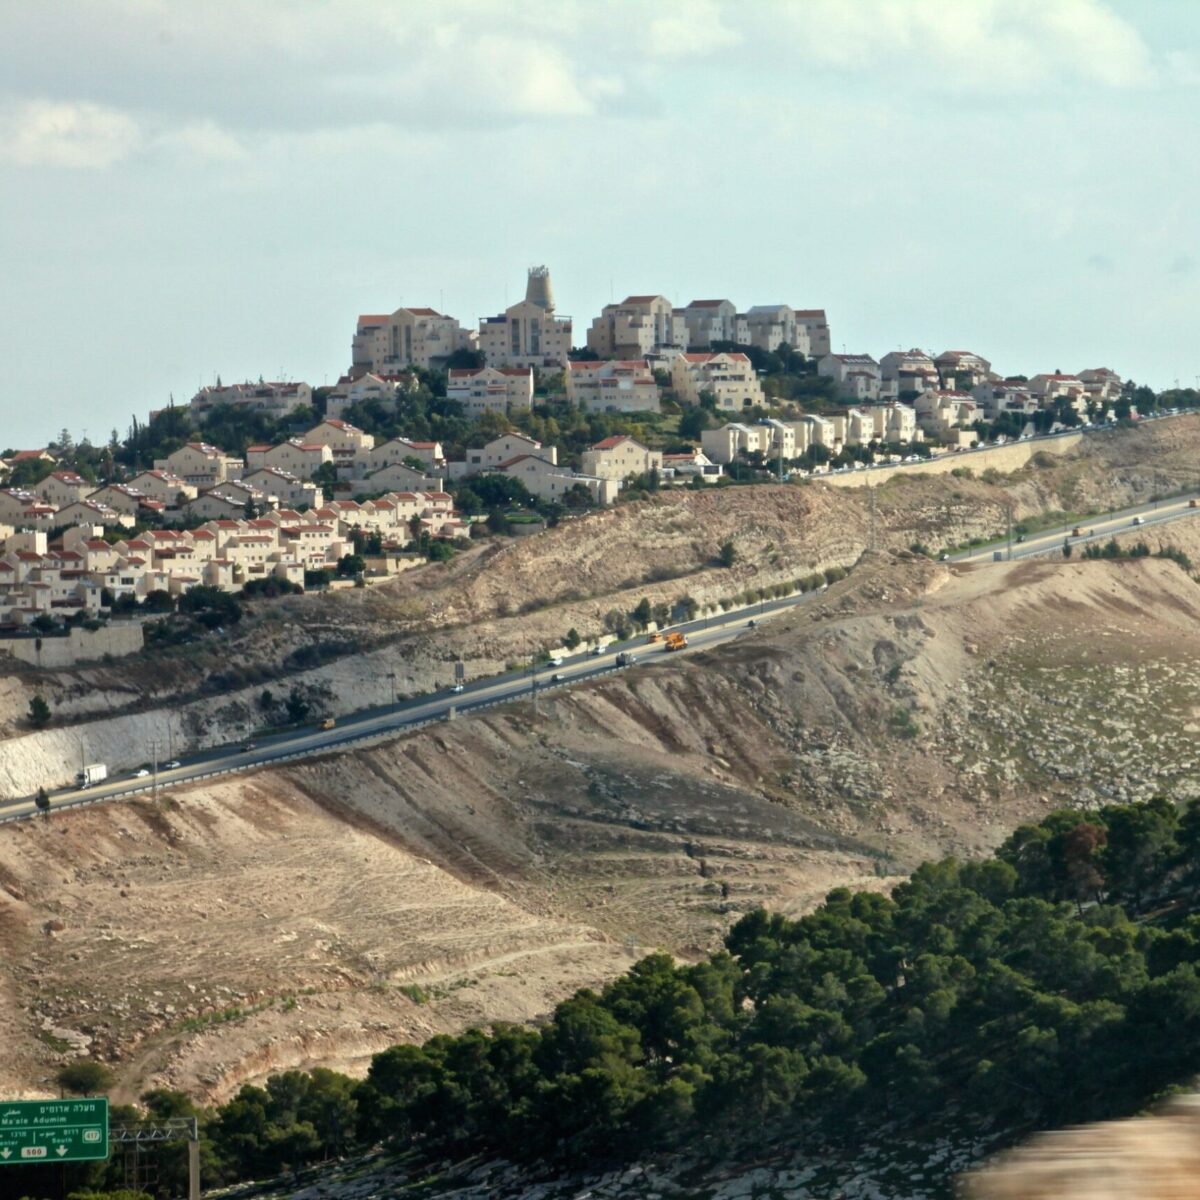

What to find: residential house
left=565, top=359, right=661, bottom=412
left=127, top=469, right=198, bottom=508
left=368, top=437, right=445, bottom=472
left=325, top=372, right=413, bottom=420
left=0, top=490, right=57, bottom=530
left=351, top=307, right=472, bottom=373
left=86, top=483, right=155, bottom=517
left=672, top=352, right=765, bottom=411
left=1029, top=373, right=1088, bottom=415
left=794, top=414, right=840, bottom=450
left=56, top=498, right=129, bottom=528
left=972, top=380, right=1037, bottom=420
left=661, top=449, right=723, bottom=484
left=678, top=299, right=737, bottom=349
left=700, top=423, right=775, bottom=465
left=1078, top=367, right=1123, bottom=407
left=818, top=353, right=884, bottom=401
left=363, top=462, right=437, bottom=494
left=246, top=440, right=333, bottom=479
left=36, top=472, right=93, bottom=508
left=915, top=391, right=980, bottom=440
left=155, top=443, right=242, bottom=487
left=579, top=436, right=663, bottom=481
left=477, top=266, right=572, bottom=368
left=452, top=433, right=556, bottom=479
left=447, top=366, right=534, bottom=416
left=304, top=418, right=375, bottom=462
left=241, top=467, right=320, bottom=510
left=586, top=295, right=688, bottom=358
left=880, top=349, right=940, bottom=394
left=495, top=455, right=620, bottom=506
left=935, top=350, right=992, bottom=390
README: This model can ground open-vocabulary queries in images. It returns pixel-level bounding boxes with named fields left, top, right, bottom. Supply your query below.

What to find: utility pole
left=1006, top=504, right=1013, bottom=561
left=151, top=738, right=158, bottom=800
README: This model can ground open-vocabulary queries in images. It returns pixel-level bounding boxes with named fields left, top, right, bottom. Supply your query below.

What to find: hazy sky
left=2, top=0, right=1198, bottom=448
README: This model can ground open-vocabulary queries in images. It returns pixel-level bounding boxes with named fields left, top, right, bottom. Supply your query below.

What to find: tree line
left=20, top=794, right=1200, bottom=1197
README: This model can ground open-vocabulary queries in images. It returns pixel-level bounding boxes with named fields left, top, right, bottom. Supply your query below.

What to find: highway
left=952, top=493, right=1200, bottom=564
left=0, top=597, right=804, bottom=824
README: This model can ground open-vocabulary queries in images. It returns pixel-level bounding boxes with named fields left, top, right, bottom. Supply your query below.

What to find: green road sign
left=0, top=1098, right=109, bottom=1164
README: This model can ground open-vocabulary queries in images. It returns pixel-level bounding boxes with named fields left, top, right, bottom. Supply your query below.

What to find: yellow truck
left=664, top=632, right=688, bottom=651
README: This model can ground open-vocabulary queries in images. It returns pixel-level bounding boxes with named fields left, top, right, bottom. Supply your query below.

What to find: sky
left=2, top=0, right=1199, bottom=449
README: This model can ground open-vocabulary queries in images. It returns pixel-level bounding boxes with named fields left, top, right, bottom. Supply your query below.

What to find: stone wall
left=0, top=623, right=145, bottom=668
left=822, top=432, right=1083, bottom=488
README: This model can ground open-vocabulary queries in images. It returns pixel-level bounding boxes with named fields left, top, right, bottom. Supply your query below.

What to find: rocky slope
left=5, top=548, right=1200, bottom=1103
left=4, top=415, right=1200, bottom=797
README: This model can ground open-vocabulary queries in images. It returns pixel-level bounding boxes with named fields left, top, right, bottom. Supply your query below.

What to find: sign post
left=0, top=1098, right=109, bottom=1164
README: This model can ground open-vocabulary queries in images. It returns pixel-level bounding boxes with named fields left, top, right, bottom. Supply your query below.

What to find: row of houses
left=0, top=491, right=463, bottom=628
left=817, top=348, right=1123, bottom=412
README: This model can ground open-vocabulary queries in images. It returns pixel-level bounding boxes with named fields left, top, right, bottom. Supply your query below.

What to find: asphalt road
left=952, top=493, right=1200, bottom=564
left=1, top=596, right=805, bottom=823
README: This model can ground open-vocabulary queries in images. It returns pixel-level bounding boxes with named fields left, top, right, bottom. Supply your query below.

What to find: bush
left=57, top=1060, right=114, bottom=1095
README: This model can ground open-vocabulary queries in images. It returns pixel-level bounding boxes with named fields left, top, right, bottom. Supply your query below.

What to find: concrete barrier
left=1, top=623, right=145, bottom=668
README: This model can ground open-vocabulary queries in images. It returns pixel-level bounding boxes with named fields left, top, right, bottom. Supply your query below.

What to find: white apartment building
left=586, top=295, right=688, bottom=358
left=447, top=366, right=534, bottom=416
left=1078, top=367, right=1123, bottom=406
left=565, top=360, right=661, bottom=413
left=368, top=437, right=445, bottom=472
left=671, top=352, right=766, bottom=411
left=477, top=266, right=572, bottom=369
left=972, top=380, right=1037, bottom=420
left=241, top=467, right=320, bottom=510
left=915, top=390, right=980, bottom=438
left=678, top=299, right=737, bottom=349
left=325, top=372, right=412, bottom=420
left=351, top=307, right=473, bottom=373
left=189, top=380, right=313, bottom=419
left=1028, top=374, right=1088, bottom=413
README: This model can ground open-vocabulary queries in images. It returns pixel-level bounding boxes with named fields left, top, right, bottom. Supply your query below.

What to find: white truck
left=76, top=763, right=107, bottom=788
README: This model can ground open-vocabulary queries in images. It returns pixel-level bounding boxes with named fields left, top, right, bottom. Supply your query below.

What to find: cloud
left=157, top=120, right=247, bottom=162
left=774, top=0, right=1152, bottom=91
left=0, top=99, right=142, bottom=168
left=647, top=1, right=739, bottom=59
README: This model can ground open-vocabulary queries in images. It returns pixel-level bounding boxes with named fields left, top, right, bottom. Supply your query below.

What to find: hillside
left=5, top=546, right=1200, bottom=1107
left=5, top=415, right=1200, bottom=799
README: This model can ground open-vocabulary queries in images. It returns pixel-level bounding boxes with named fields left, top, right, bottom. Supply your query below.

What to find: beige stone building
left=155, top=443, right=242, bottom=487
left=189, top=380, right=312, bottom=420
left=586, top=295, right=688, bottom=358
left=565, top=360, right=660, bottom=412
left=818, top=353, right=884, bottom=401
left=794, top=309, right=831, bottom=358
left=36, top=472, right=93, bottom=508
left=447, top=366, right=534, bottom=416
left=935, top=350, right=992, bottom=389
left=452, top=433, right=556, bottom=479
left=127, top=469, right=197, bottom=507
left=672, top=352, right=765, bottom=411
left=478, top=267, right=572, bottom=369
left=580, top=436, right=663, bottom=481
left=246, top=440, right=333, bottom=479
left=678, top=299, right=737, bottom=349
left=351, top=307, right=473, bottom=373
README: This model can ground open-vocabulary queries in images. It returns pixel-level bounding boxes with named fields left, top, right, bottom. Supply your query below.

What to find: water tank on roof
left=526, top=265, right=555, bottom=312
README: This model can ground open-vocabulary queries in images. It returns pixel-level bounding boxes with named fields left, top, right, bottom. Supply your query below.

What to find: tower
left=525, top=265, right=555, bottom=313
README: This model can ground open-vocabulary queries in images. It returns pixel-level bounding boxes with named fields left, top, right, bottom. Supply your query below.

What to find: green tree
left=35, top=786, right=50, bottom=814
left=564, top=627, right=582, bottom=650
left=718, top=540, right=738, bottom=568
left=57, top=1060, right=115, bottom=1095
left=28, top=694, right=51, bottom=728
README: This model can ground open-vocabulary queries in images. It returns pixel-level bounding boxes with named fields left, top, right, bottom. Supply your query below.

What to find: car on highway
left=548, top=656, right=564, bottom=667
left=1132, top=515, right=1144, bottom=525
left=550, top=673, right=564, bottom=683
left=591, top=645, right=604, bottom=656
left=165, top=760, right=180, bottom=769
left=450, top=683, right=464, bottom=693
left=132, top=768, right=150, bottom=778
left=242, top=742, right=257, bottom=752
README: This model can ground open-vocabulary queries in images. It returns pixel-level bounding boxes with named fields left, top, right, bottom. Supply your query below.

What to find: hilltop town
left=0, top=266, right=1178, bottom=638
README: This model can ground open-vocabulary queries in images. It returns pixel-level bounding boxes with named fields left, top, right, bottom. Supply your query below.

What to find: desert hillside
left=4, top=546, right=1200, bottom=1101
